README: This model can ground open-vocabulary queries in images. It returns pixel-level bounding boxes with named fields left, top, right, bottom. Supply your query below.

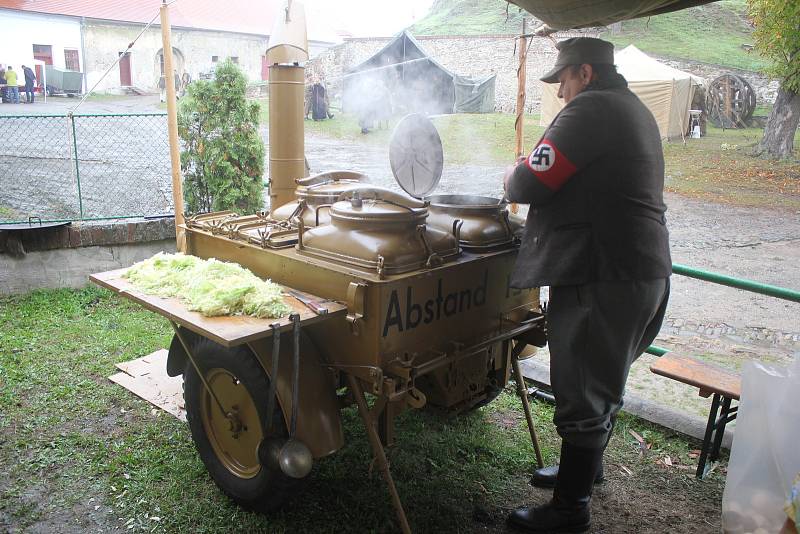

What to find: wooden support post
left=512, top=354, right=544, bottom=468
left=160, top=1, right=186, bottom=252
left=347, top=374, right=411, bottom=534
left=512, top=18, right=528, bottom=215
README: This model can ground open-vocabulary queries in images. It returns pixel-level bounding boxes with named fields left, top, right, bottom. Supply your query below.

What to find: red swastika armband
left=525, top=138, right=578, bottom=191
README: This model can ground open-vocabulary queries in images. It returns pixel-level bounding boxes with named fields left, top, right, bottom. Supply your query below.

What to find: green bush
left=178, top=60, right=264, bottom=214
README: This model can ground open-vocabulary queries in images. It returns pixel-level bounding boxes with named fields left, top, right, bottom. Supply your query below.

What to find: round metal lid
left=331, top=189, right=428, bottom=223
left=389, top=114, right=443, bottom=199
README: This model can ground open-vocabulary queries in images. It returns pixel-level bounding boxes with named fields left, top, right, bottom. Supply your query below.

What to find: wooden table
left=90, top=267, right=346, bottom=347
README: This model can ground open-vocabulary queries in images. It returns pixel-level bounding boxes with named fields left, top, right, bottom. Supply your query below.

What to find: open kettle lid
left=389, top=113, right=444, bottom=199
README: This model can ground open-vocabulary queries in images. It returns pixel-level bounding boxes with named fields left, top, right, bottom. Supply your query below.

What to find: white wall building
left=0, top=9, right=83, bottom=85
left=0, top=0, right=341, bottom=94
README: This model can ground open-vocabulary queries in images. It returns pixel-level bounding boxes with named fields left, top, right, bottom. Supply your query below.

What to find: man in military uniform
left=503, top=37, right=671, bottom=532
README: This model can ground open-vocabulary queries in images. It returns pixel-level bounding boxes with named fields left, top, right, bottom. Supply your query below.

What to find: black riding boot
left=508, top=441, right=604, bottom=533
left=530, top=463, right=604, bottom=489
left=532, top=414, right=616, bottom=488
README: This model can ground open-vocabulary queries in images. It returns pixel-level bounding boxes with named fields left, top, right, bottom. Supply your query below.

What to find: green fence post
left=69, top=112, right=84, bottom=220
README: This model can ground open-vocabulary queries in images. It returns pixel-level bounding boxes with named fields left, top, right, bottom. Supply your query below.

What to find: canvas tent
left=342, top=31, right=496, bottom=115
left=539, top=45, right=704, bottom=140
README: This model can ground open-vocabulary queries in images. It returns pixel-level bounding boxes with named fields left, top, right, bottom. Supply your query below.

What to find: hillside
left=411, top=0, right=768, bottom=71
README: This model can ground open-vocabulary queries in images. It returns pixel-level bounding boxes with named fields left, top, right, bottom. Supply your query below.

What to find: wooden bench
left=650, top=353, right=741, bottom=478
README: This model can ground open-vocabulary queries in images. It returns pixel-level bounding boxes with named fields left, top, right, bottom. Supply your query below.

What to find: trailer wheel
left=183, top=338, right=308, bottom=511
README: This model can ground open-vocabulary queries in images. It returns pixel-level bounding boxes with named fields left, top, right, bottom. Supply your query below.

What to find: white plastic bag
left=722, top=357, right=800, bottom=534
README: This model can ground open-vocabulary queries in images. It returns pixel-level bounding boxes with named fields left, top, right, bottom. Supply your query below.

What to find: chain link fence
left=0, top=113, right=171, bottom=224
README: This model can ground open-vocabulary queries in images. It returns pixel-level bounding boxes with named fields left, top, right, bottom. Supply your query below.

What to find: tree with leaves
left=748, top=0, right=800, bottom=160
left=178, top=59, right=265, bottom=214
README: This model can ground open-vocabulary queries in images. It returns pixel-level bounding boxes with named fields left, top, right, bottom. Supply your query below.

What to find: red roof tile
left=0, top=0, right=281, bottom=36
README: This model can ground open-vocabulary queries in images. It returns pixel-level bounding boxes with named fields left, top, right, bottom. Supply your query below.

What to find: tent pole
left=512, top=18, right=528, bottom=215
left=160, top=0, right=186, bottom=253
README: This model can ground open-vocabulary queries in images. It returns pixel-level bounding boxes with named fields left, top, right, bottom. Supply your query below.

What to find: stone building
left=0, top=0, right=339, bottom=94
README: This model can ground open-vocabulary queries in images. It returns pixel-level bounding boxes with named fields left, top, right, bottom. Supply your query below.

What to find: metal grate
left=0, top=113, right=171, bottom=224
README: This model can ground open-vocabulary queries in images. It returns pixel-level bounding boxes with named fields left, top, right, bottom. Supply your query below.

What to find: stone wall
left=656, top=56, right=779, bottom=108
left=1, top=218, right=176, bottom=294
left=309, top=34, right=778, bottom=114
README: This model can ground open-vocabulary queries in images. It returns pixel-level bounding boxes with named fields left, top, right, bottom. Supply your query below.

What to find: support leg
left=696, top=393, right=721, bottom=479
left=710, top=397, right=733, bottom=462
left=511, top=354, right=544, bottom=469
left=346, top=374, right=411, bottom=534
left=378, top=400, right=401, bottom=447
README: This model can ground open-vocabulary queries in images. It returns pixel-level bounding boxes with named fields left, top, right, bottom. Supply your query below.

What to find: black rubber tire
left=183, top=338, right=308, bottom=511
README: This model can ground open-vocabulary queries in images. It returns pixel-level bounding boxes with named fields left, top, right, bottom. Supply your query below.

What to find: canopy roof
left=507, top=0, right=715, bottom=30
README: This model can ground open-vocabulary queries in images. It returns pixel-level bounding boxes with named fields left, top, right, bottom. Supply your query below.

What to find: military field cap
left=540, top=37, right=614, bottom=83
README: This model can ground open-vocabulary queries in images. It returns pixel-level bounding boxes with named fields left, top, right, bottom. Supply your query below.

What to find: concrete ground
left=0, top=93, right=163, bottom=115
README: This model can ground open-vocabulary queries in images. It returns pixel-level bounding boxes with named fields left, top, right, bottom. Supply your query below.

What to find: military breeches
left=547, top=278, right=670, bottom=448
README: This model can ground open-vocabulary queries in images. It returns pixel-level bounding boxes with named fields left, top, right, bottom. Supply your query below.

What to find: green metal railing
left=646, top=263, right=800, bottom=356
left=0, top=112, right=170, bottom=224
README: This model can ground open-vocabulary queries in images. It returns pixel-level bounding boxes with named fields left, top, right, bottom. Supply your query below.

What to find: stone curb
left=0, top=218, right=176, bottom=256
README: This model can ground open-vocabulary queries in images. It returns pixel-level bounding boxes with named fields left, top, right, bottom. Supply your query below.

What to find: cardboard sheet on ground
left=109, top=349, right=186, bottom=421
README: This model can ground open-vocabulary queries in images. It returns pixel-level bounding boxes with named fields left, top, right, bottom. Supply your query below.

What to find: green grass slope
left=411, top=0, right=768, bottom=71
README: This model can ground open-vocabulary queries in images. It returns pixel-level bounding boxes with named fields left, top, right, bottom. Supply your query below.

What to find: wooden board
left=90, top=267, right=346, bottom=347
left=109, top=349, right=186, bottom=421
left=650, top=353, right=741, bottom=400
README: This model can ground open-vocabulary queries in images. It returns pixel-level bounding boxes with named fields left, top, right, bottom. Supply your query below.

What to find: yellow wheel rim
left=201, top=368, right=264, bottom=479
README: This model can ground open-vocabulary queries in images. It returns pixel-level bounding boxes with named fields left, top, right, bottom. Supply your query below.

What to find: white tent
left=539, top=45, right=703, bottom=140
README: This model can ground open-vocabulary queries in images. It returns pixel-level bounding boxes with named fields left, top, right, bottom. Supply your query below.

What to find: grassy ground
left=0, top=287, right=726, bottom=532
left=602, top=1, right=766, bottom=71
left=304, top=111, right=545, bottom=166
left=663, top=126, right=800, bottom=209
left=412, top=0, right=765, bottom=71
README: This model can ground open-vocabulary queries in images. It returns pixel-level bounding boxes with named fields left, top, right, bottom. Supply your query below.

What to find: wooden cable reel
left=705, top=74, right=756, bottom=128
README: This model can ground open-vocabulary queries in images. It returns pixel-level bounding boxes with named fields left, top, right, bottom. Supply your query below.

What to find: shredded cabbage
left=124, top=252, right=291, bottom=319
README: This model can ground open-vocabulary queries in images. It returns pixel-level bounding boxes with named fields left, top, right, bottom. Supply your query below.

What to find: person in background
left=21, top=65, right=36, bottom=104
left=0, top=66, right=7, bottom=103
left=180, top=71, right=192, bottom=98
left=5, top=66, right=19, bottom=104
left=503, top=37, right=671, bottom=533
left=159, top=73, right=166, bottom=103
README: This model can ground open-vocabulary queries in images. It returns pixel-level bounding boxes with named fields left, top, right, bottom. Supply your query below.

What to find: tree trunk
left=756, top=84, right=800, bottom=160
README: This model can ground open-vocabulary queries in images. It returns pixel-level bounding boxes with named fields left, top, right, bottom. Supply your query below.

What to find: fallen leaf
left=629, top=429, right=644, bottom=444
left=688, top=450, right=701, bottom=459
left=620, top=465, right=634, bottom=476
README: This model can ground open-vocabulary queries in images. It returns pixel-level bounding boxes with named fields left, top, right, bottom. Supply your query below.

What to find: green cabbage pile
left=124, top=252, right=291, bottom=319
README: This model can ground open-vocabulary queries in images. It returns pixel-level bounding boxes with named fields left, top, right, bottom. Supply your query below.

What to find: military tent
left=539, top=45, right=704, bottom=140
left=342, top=31, right=495, bottom=115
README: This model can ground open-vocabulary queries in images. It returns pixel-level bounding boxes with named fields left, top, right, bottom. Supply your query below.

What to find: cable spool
left=705, top=74, right=756, bottom=128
